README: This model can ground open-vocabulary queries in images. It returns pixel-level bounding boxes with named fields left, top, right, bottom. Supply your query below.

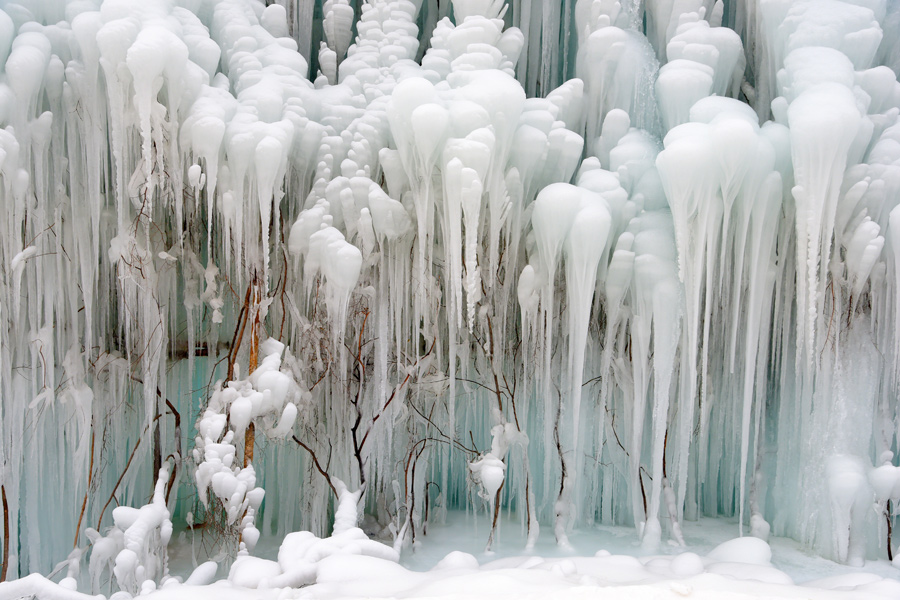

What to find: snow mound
left=706, top=537, right=773, bottom=566
left=226, top=524, right=399, bottom=589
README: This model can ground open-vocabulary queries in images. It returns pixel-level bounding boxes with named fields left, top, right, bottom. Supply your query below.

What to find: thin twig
left=487, top=480, right=505, bottom=550
left=888, top=499, right=893, bottom=561
left=406, top=440, right=428, bottom=543
left=245, top=284, right=260, bottom=468
left=423, top=481, right=441, bottom=536
left=96, top=410, right=167, bottom=529
left=164, top=399, right=181, bottom=505
left=1, top=484, right=9, bottom=582
left=486, top=317, right=503, bottom=413
left=293, top=436, right=338, bottom=499
left=359, top=338, right=436, bottom=450
left=278, top=247, right=288, bottom=340
left=408, top=402, right=477, bottom=455
left=73, top=420, right=96, bottom=548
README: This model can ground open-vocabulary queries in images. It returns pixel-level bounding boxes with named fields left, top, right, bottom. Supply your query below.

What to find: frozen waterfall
left=1, top=0, right=900, bottom=590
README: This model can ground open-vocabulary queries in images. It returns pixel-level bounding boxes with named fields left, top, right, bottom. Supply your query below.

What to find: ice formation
left=1, top=0, right=900, bottom=595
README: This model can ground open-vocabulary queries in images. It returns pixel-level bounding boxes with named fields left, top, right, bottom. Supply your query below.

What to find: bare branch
left=1, top=484, right=9, bottom=582
left=293, top=435, right=338, bottom=499
left=73, top=420, right=96, bottom=548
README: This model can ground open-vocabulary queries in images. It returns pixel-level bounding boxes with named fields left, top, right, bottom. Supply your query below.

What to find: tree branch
left=1, top=484, right=9, bottom=582
left=293, top=435, right=338, bottom=499
left=73, top=421, right=96, bottom=548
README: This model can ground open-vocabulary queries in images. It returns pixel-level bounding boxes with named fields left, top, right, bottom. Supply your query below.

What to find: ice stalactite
left=655, top=10, right=744, bottom=131
left=576, top=0, right=662, bottom=151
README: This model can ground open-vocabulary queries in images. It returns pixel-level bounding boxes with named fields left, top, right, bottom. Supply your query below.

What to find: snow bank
left=6, top=532, right=900, bottom=600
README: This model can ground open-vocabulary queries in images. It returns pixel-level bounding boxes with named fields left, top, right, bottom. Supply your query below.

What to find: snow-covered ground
left=4, top=512, right=899, bottom=600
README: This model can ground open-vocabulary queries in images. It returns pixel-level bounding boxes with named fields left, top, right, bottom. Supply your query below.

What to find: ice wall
left=1, top=0, right=900, bottom=585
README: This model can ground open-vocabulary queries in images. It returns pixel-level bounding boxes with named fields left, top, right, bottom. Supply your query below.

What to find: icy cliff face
left=1, top=0, right=900, bottom=583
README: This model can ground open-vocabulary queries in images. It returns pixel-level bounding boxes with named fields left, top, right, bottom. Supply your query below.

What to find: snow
left=8, top=514, right=900, bottom=599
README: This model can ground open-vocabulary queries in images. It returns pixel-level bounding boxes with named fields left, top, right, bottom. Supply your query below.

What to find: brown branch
left=408, top=403, right=478, bottom=455
left=114, top=377, right=180, bottom=506
left=226, top=284, right=253, bottom=382
left=96, top=412, right=165, bottom=529
left=662, top=427, right=669, bottom=479
left=525, top=474, right=533, bottom=539
left=487, top=479, right=505, bottom=550
left=350, top=404, right=366, bottom=488
left=24, top=222, right=56, bottom=249
left=293, top=435, right=338, bottom=499
left=312, top=277, right=321, bottom=322
left=360, top=375, right=408, bottom=450
left=248, top=285, right=261, bottom=375
left=153, top=401, right=162, bottom=492
left=820, top=278, right=836, bottom=359
left=639, top=469, right=648, bottom=518
left=345, top=311, right=373, bottom=488
left=359, top=338, right=436, bottom=451
left=423, top=481, right=441, bottom=536
left=554, top=392, right=566, bottom=497
left=245, top=285, right=261, bottom=468
left=97, top=437, right=142, bottom=529
left=503, top=373, right=520, bottom=431
left=451, top=376, right=498, bottom=395
left=278, top=247, right=289, bottom=340
left=165, top=399, right=181, bottom=505
left=604, top=405, right=653, bottom=500
left=217, top=272, right=244, bottom=302
left=403, top=439, right=428, bottom=498
left=357, top=310, right=370, bottom=369
left=406, top=440, right=428, bottom=543
left=1, top=484, right=8, bottom=583
left=486, top=317, right=503, bottom=413
left=73, top=420, right=96, bottom=548
left=582, top=375, right=603, bottom=387
left=888, top=499, right=894, bottom=561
